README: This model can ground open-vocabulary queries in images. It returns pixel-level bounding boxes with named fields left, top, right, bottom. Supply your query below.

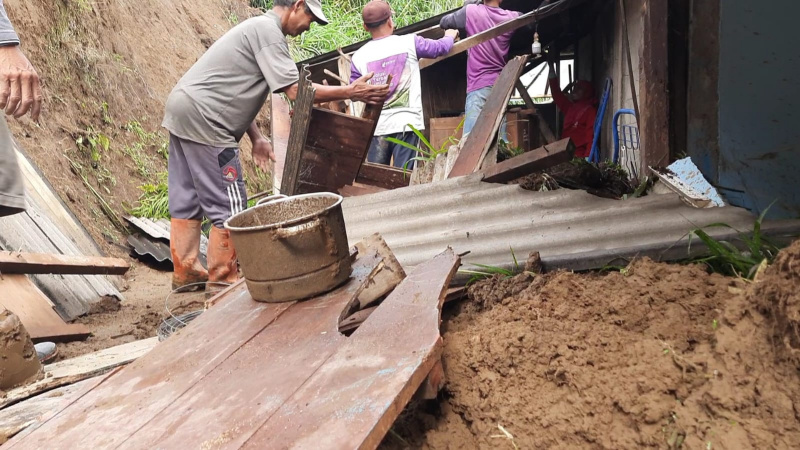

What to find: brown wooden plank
left=481, top=138, right=575, bottom=184
left=0, top=275, right=90, bottom=343
left=448, top=56, right=529, bottom=178
left=640, top=0, right=670, bottom=171
left=243, top=249, right=460, bottom=450
left=271, top=93, right=292, bottom=191
left=8, top=282, right=294, bottom=449
left=339, top=184, right=386, bottom=198
left=515, top=80, right=557, bottom=144
left=355, top=162, right=409, bottom=190
left=0, top=251, right=129, bottom=275
left=281, top=66, right=316, bottom=196
left=0, top=338, right=158, bottom=410
left=114, top=250, right=389, bottom=449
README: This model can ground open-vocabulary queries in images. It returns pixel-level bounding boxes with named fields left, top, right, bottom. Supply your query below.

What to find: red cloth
left=549, top=79, right=597, bottom=158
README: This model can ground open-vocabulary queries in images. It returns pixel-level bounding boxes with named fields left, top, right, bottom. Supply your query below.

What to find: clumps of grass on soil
left=515, top=159, right=637, bottom=199
left=380, top=240, right=800, bottom=450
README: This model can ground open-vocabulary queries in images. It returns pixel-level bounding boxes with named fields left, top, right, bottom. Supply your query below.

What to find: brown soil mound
left=389, top=247, right=800, bottom=449
left=750, top=240, right=800, bottom=370
left=0, top=309, right=42, bottom=391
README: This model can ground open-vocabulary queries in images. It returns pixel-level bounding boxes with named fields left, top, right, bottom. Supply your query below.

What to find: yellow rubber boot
left=170, top=218, right=209, bottom=291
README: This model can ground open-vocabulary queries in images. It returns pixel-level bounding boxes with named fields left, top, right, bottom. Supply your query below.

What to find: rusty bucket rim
left=224, top=192, right=344, bottom=233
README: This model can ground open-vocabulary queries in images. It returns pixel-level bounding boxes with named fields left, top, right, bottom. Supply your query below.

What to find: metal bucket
left=224, top=193, right=352, bottom=303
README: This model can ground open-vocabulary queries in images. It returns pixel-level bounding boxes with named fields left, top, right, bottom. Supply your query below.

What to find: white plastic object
left=532, top=32, right=542, bottom=55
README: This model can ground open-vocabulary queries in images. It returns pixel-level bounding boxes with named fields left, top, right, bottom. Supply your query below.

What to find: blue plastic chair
left=588, top=78, right=613, bottom=163
left=612, top=109, right=640, bottom=175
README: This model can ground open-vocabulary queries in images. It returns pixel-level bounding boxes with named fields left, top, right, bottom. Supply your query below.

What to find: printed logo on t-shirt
left=366, top=53, right=412, bottom=109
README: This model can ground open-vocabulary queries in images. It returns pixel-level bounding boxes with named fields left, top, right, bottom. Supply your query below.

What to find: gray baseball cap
left=305, top=0, right=329, bottom=26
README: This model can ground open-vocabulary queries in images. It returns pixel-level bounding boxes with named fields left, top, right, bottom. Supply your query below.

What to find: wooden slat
left=0, top=275, right=90, bottom=343
left=355, top=162, right=410, bottom=190
left=481, top=138, right=575, bottom=184
left=0, top=251, right=129, bottom=275
left=339, top=183, right=386, bottom=197
left=7, top=282, right=294, bottom=449
left=515, top=80, right=557, bottom=143
left=295, top=108, right=375, bottom=195
left=243, top=249, right=460, bottom=450
left=270, top=93, right=292, bottom=191
left=0, top=338, right=157, bottom=409
left=639, top=0, right=670, bottom=171
left=117, top=251, right=389, bottom=449
left=448, top=56, right=529, bottom=178
left=281, top=66, right=316, bottom=196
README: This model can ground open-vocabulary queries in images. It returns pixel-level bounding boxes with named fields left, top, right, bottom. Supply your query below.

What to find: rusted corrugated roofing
left=342, top=176, right=800, bottom=276
left=125, top=217, right=208, bottom=267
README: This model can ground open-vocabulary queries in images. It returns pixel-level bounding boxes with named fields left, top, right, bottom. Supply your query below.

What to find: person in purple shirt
left=441, top=0, right=521, bottom=141
left=351, top=0, right=457, bottom=169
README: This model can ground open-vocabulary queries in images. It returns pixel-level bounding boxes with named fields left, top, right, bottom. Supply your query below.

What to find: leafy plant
left=498, top=139, right=524, bottom=161
left=129, top=174, right=170, bottom=220
left=688, top=203, right=781, bottom=279
left=76, top=126, right=110, bottom=163
left=386, top=119, right=464, bottom=173
left=459, top=248, right=521, bottom=285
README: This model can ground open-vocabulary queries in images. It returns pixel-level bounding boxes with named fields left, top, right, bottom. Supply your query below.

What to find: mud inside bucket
left=225, top=193, right=352, bottom=303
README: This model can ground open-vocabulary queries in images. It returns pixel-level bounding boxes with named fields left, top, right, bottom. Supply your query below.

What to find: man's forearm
left=312, top=83, right=353, bottom=103
left=246, top=121, right=265, bottom=143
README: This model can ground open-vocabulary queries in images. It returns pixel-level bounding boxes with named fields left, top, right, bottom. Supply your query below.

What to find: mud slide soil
left=383, top=240, right=800, bottom=449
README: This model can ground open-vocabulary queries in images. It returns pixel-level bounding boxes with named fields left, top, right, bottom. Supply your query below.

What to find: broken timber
left=0, top=251, right=129, bottom=275
left=448, top=55, right=530, bottom=178
left=481, top=138, right=575, bottom=184
left=8, top=236, right=458, bottom=450
left=281, top=66, right=382, bottom=196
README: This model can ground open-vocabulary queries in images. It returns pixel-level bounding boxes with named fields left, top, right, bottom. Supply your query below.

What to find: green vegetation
left=459, top=248, right=522, bottom=285
left=688, top=205, right=781, bottom=279
left=76, top=126, right=110, bottom=164
left=386, top=119, right=464, bottom=173
left=250, top=0, right=461, bottom=60
left=129, top=174, right=170, bottom=220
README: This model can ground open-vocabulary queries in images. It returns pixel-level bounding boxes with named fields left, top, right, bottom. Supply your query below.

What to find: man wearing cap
left=162, top=0, right=389, bottom=291
left=350, top=0, right=458, bottom=170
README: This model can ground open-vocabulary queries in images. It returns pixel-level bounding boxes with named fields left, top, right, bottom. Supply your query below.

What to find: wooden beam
left=0, top=338, right=158, bottom=410
left=280, top=66, right=316, bottom=196
left=515, top=80, right=557, bottom=143
left=481, top=138, right=575, bottom=184
left=448, top=56, right=529, bottom=178
left=419, top=0, right=580, bottom=70
left=639, top=0, right=670, bottom=171
left=0, top=251, right=129, bottom=275
left=355, top=162, right=409, bottom=190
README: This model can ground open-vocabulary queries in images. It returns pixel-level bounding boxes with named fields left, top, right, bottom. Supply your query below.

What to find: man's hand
left=444, top=29, right=459, bottom=40
left=349, top=73, right=390, bottom=105
left=0, top=45, right=42, bottom=121
left=251, top=138, right=275, bottom=172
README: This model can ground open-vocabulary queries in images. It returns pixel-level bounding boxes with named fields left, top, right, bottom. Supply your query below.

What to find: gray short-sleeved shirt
left=162, top=11, right=299, bottom=148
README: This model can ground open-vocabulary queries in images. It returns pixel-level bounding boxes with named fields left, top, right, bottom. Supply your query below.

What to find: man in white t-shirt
left=351, top=0, right=457, bottom=170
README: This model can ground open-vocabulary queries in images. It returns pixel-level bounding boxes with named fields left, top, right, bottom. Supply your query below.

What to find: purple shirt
left=465, top=5, right=520, bottom=93
left=349, top=35, right=453, bottom=83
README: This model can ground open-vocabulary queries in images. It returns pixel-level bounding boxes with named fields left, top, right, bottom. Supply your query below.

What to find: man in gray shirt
left=0, top=0, right=43, bottom=218
left=163, top=0, right=389, bottom=291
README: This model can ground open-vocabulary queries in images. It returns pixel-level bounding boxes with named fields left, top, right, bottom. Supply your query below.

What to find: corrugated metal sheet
left=0, top=200, right=123, bottom=321
left=125, top=217, right=208, bottom=267
left=342, top=176, right=800, bottom=275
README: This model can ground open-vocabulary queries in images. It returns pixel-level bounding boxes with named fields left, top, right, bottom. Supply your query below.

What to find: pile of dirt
left=0, top=309, right=42, bottom=391
left=387, top=242, right=800, bottom=449
left=515, top=160, right=636, bottom=199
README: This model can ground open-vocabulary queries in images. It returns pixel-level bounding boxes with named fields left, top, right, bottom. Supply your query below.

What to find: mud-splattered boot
left=170, top=218, right=209, bottom=291
left=206, top=226, right=239, bottom=295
